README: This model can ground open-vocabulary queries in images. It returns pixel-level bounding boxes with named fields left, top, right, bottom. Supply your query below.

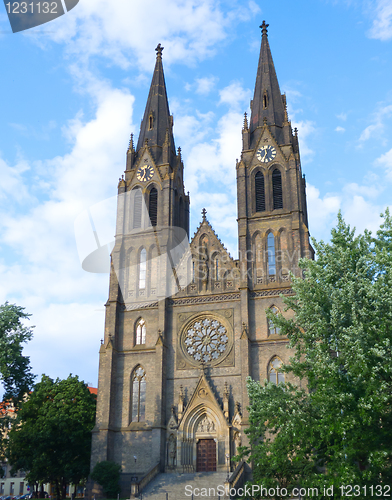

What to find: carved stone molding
left=121, top=301, right=159, bottom=311
left=169, top=292, right=240, bottom=306
left=250, top=288, right=293, bottom=298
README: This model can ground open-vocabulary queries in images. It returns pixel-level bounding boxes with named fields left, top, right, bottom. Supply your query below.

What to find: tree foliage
left=240, top=211, right=392, bottom=497
left=91, top=461, right=121, bottom=498
left=0, top=302, right=35, bottom=403
left=0, top=302, right=35, bottom=461
left=6, top=375, right=97, bottom=499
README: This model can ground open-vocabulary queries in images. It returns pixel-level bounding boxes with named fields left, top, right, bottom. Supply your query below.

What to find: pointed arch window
left=149, top=187, right=158, bottom=227
left=139, top=248, right=147, bottom=289
left=255, top=171, right=266, bottom=212
left=136, top=318, right=146, bottom=345
left=263, top=90, right=268, bottom=109
left=272, top=169, right=283, bottom=210
left=192, top=261, right=195, bottom=283
left=131, top=366, right=146, bottom=422
left=268, top=357, right=284, bottom=385
left=267, top=233, right=276, bottom=275
left=133, top=188, right=143, bottom=229
left=148, top=113, right=153, bottom=131
left=268, top=306, right=280, bottom=336
left=215, top=258, right=219, bottom=280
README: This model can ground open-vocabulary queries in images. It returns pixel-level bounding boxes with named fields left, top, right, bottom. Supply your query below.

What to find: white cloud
left=358, top=103, right=392, bottom=143
left=343, top=182, right=382, bottom=199
left=0, top=74, right=134, bottom=385
left=342, top=195, right=385, bottom=236
left=33, top=0, right=255, bottom=71
left=335, top=126, right=346, bottom=133
left=23, top=302, right=106, bottom=386
left=0, top=156, right=33, bottom=205
left=293, top=120, right=316, bottom=162
left=219, top=81, right=251, bottom=112
left=195, top=76, right=218, bottom=95
left=368, top=0, right=392, bottom=41
left=284, top=88, right=316, bottom=163
left=375, top=147, right=392, bottom=179
left=175, top=82, right=251, bottom=255
left=306, top=176, right=390, bottom=244
left=337, top=112, right=348, bottom=121
left=306, top=184, right=341, bottom=239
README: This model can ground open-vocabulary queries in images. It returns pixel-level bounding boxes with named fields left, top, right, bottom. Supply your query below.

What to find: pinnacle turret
left=136, top=44, right=176, bottom=163
left=249, top=21, right=286, bottom=146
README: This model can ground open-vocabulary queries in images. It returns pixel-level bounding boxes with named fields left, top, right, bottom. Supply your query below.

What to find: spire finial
left=128, top=133, right=134, bottom=152
left=260, top=20, right=269, bottom=37
left=155, top=43, right=164, bottom=59
left=243, top=112, right=249, bottom=130
left=202, top=208, right=207, bottom=220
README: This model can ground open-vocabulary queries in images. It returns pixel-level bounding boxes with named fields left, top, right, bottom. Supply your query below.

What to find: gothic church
left=91, top=22, right=313, bottom=494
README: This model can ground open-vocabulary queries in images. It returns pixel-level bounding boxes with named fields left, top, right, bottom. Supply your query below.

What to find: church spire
left=250, top=21, right=286, bottom=143
left=136, top=43, right=175, bottom=161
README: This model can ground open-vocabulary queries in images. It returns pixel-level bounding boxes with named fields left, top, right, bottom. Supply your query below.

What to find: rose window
left=184, top=318, right=228, bottom=364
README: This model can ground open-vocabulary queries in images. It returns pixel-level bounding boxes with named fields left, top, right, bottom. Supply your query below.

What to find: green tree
left=91, top=461, right=121, bottom=498
left=239, top=212, right=392, bottom=498
left=0, top=302, right=35, bottom=461
left=6, top=374, right=96, bottom=500
left=0, top=302, right=35, bottom=402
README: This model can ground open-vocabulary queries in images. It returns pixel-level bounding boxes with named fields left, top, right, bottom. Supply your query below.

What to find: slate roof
left=250, top=21, right=286, bottom=136
left=136, top=44, right=176, bottom=163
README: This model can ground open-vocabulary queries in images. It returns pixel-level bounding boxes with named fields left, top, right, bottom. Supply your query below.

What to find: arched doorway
left=175, top=375, right=231, bottom=472
left=196, top=438, right=216, bottom=472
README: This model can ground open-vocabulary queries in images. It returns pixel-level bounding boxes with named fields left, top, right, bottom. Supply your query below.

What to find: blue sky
left=0, top=0, right=391, bottom=390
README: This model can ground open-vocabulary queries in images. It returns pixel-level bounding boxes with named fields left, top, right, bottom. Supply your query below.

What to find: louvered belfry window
left=272, top=168, right=283, bottom=209
left=255, top=171, right=266, bottom=212
left=149, top=187, right=158, bottom=226
left=133, top=189, right=143, bottom=229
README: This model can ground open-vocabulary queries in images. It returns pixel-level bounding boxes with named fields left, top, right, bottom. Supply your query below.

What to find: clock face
left=256, top=145, right=277, bottom=163
left=136, top=164, right=154, bottom=182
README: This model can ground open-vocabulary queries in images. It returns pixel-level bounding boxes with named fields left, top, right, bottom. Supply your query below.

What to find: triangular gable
left=190, top=214, right=234, bottom=266
left=250, top=123, right=288, bottom=167
left=178, top=373, right=228, bottom=428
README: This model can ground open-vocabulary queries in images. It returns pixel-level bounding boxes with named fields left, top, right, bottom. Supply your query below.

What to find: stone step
left=140, top=472, right=228, bottom=500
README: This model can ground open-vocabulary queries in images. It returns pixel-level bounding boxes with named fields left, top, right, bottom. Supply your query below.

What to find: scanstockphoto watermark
left=74, top=193, right=193, bottom=303
left=3, top=0, right=79, bottom=33
left=184, top=484, right=325, bottom=497
left=74, top=192, right=301, bottom=304
left=186, top=484, right=391, bottom=497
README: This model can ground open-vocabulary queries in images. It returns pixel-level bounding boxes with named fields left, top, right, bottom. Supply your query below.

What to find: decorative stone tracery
left=179, top=313, right=233, bottom=368
left=184, top=317, right=228, bottom=363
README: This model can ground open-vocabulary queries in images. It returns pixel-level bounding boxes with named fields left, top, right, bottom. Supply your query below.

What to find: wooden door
left=196, top=439, right=217, bottom=472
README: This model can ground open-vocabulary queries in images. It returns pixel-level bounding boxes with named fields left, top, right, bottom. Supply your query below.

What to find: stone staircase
left=139, top=472, right=228, bottom=500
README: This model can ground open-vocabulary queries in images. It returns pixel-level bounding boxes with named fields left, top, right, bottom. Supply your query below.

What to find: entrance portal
left=196, top=439, right=216, bottom=472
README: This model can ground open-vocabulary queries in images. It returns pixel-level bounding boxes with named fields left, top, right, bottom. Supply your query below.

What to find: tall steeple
left=136, top=43, right=176, bottom=164
left=250, top=21, right=286, bottom=146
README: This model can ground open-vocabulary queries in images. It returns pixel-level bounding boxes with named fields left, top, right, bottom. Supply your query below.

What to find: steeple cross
left=202, top=208, right=207, bottom=220
left=155, top=43, right=164, bottom=58
left=260, top=20, right=269, bottom=36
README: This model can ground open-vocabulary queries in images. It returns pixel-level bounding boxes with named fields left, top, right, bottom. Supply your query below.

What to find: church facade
left=91, top=22, right=313, bottom=493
